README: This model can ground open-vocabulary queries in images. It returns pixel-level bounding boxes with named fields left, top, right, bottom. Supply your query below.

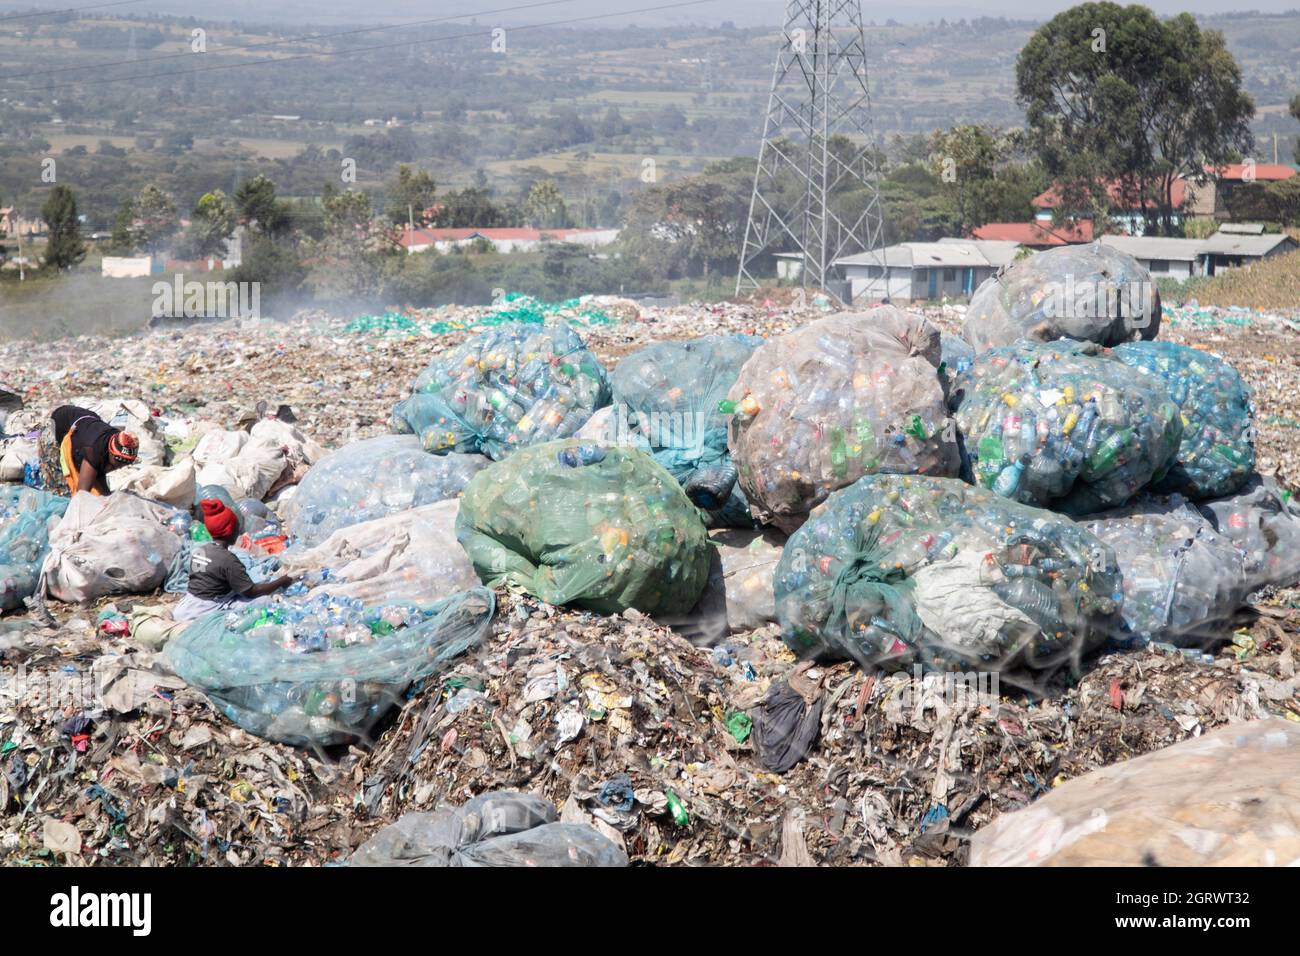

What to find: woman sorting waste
left=173, top=498, right=295, bottom=623
left=38, top=404, right=140, bottom=496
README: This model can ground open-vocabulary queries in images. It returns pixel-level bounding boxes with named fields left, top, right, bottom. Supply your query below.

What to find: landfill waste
left=727, top=308, right=960, bottom=532
left=162, top=587, right=495, bottom=747
left=971, top=718, right=1300, bottom=866
left=1081, top=496, right=1248, bottom=648
left=610, top=336, right=761, bottom=527
left=951, top=338, right=1183, bottom=514
left=752, top=662, right=824, bottom=773
left=774, top=474, right=1122, bottom=686
left=110, top=457, right=197, bottom=508
left=349, top=791, right=628, bottom=866
left=280, top=499, right=479, bottom=605
left=41, top=492, right=183, bottom=604
left=282, top=435, right=488, bottom=547
left=1111, top=340, right=1254, bottom=499
left=1, top=296, right=1298, bottom=868
left=455, top=439, right=710, bottom=615
left=345, top=293, right=634, bottom=339
left=194, top=418, right=323, bottom=502
left=1197, top=473, right=1300, bottom=592
left=962, top=242, right=1161, bottom=351
left=391, top=322, right=611, bottom=460
left=0, top=486, right=69, bottom=611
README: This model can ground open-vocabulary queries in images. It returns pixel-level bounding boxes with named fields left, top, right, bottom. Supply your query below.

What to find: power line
left=0, top=0, right=580, bottom=83
left=0, top=0, right=147, bottom=23
left=8, top=0, right=722, bottom=94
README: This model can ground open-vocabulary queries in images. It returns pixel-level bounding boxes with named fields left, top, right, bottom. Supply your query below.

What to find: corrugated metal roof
left=1100, top=236, right=1204, bottom=260
left=1197, top=233, right=1298, bottom=256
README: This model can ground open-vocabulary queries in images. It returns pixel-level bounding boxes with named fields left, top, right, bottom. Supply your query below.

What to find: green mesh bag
left=455, top=439, right=711, bottom=615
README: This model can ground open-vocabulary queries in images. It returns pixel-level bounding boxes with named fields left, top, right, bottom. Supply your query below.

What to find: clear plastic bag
left=284, top=435, right=488, bottom=547
left=0, top=486, right=68, bottom=611
left=962, top=243, right=1161, bottom=351
left=391, top=322, right=610, bottom=460
left=726, top=308, right=960, bottom=533
left=952, top=338, right=1183, bottom=515
left=610, top=335, right=760, bottom=527
left=455, top=439, right=711, bottom=616
left=1081, top=495, right=1247, bottom=647
left=163, top=587, right=495, bottom=747
left=1197, top=474, right=1300, bottom=593
left=1112, top=340, right=1254, bottom=499
left=774, top=474, right=1122, bottom=686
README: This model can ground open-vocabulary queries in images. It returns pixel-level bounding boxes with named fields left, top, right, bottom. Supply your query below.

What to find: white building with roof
left=835, top=239, right=1020, bottom=303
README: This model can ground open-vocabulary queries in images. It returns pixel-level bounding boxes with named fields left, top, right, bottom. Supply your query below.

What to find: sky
left=1, top=0, right=1298, bottom=28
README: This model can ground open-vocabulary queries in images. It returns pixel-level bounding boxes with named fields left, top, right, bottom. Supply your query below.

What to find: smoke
left=0, top=274, right=160, bottom=342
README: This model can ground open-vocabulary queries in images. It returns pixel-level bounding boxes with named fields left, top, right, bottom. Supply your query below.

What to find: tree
left=524, top=179, right=568, bottom=229
left=234, top=175, right=288, bottom=236
left=1017, top=3, right=1254, bottom=236
left=132, top=184, right=178, bottom=255
left=187, top=190, right=236, bottom=258
left=41, top=184, right=86, bottom=271
left=107, top=201, right=138, bottom=255
left=1292, top=93, right=1300, bottom=164
left=383, top=165, right=437, bottom=227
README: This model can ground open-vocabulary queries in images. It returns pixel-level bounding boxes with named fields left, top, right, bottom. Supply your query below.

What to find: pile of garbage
left=391, top=323, right=611, bottom=459
left=0, top=486, right=67, bottom=611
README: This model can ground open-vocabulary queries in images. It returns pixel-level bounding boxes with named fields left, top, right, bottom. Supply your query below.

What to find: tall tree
left=524, top=179, right=568, bottom=229
left=234, top=174, right=288, bottom=236
left=132, top=184, right=178, bottom=255
left=188, top=190, right=237, bottom=258
left=41, top=184, right=86, bottom=271
left=1017, top=3, right=1254, bottom=236
left=383, top=165, right=437, bottom=227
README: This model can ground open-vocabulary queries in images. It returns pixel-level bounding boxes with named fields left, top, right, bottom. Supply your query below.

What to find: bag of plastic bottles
left=391, top=322, right=610, bottom=460
left=280, top=499, right=479, bottom=605
left=952, top=339, right=1183, bottom=515
left=283, top=435, right=488, bottom=547
left=1197, top=474, right=1300, bottom=593
left=349, top=792, right=628, bottom=867
left=0, top=486, right=69, bottom=611
left=163, top=586, right=495, bottom=748
left=610, top=336, right=761, bottom=527
left=774, top=474, right=1122, bottom=685
left=455, top=439, right=710, bottom=615
left=962, top=243, right=1161, bottom=352
left=1081, top=496, right=1247, bottom=648
left=727, top=308, right=960, bottom=533
left=1111, top=341, right=1254, bottom=499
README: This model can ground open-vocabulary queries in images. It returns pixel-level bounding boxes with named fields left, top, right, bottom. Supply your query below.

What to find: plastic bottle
left=992, top=455, right=1030, bottom=498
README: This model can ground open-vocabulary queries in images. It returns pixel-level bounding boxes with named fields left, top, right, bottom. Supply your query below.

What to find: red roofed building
left=971, top=220, right=1095, bottom=248
left=1190, top=163, right=1297, bottom=218
left=1032, top=177, right=1191, bottom=234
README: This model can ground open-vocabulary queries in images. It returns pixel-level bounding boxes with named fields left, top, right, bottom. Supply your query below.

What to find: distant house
left=835, top=239, right=1020, bottom=303
left=0, top=208, right=47, bottom=238
left=1187, top=163, right=1297, bottom=219
left=1100, top=230, right=1298, bottom=278
left=101, top=256, right=158, bottom=279
left=399, top=226, right=619, bottom=255
left=1032, top=178, right=1191, bottom=234
left=971, top=220, right=1094, bottom=248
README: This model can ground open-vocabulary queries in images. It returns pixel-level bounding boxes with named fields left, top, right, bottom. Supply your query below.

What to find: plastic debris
left=0, top=486, right=68, bottom=611
left=455, top=440, right=710, bottom=615
left=774, top=474, right=1122, bottom=686
left=1111, top=340, right=1254, bottom=499
left=610, top=335, right=761, bottom=527
left=391, top=322, right=610, bottom=459
left=962, top=242, right=1161, bottom=351
left=163, top=587, right=495, bottom=747
left=951, top=338, right=1183, bottom=515
left=283, top=434, right=488, bottom=547
left=1197, top=473, right=1300, bottom=593
left=727, top=308, right=960, bottom=532
left=349, top=790, right=628, bottom=866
